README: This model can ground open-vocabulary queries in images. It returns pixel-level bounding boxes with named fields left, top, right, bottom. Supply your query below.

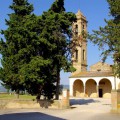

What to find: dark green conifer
left=41, top=0, right=76, bottom=99
left=0, top=0, right=35, bottom=98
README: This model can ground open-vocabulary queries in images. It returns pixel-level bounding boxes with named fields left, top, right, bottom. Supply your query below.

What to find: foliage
left=0, top=0, right=76, bottom=100
left=0, top=0, right=34, bottom=96
left=88, top=0, right=120, bottom=77
left=41, top=0, right=76, bottom=99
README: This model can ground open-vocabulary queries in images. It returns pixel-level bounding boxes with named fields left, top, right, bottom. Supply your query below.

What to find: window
left=82, top=24, right=85, bottom=30
left=75, top=49, right=78, bottom=61
left=75, top=24, right=78, bottom=35
left=97, top=69, right=101, bottom=72
left=83, top=49, right=85, bottom=60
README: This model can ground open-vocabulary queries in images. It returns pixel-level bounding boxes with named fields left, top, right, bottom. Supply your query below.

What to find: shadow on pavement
left=0, top=112, right=66, bottom=120
left=70, top=98, right=100, bottom=105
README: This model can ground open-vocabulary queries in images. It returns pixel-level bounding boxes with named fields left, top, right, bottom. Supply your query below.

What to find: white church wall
left=69, top=76, right=116, bottom=97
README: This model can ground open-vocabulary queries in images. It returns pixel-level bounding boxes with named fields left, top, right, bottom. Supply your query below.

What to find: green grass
left=0, top=93, right=36, bottom=100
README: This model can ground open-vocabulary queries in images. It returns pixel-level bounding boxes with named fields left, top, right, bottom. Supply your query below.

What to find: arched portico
left=99, top=78, right=112, bottom=98
left=69, top=76, right=116, bottom=98
left=73, top=79, right=84, bottom=97
left=85, top=79, right=97, bottom=97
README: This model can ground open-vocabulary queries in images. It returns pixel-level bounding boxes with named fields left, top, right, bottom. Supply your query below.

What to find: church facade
left=69, top=10, right=120, bottom=98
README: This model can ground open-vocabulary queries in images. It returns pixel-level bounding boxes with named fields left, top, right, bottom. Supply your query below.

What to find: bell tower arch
left=72, top=10, right=87, bottom=75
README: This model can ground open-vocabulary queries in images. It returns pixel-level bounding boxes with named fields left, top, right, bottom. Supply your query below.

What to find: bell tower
left=71, top=10, right=87, bottom=75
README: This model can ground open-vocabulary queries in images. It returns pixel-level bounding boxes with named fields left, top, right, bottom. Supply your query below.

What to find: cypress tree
left=41, top=0, right=76, bottom=99
left=0, top=0, right=35, bottom=98
left=0, top=0, right=76, bottom=100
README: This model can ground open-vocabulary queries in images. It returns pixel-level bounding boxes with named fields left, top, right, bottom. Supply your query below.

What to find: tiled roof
left=70, top=71, right=114, bottom=78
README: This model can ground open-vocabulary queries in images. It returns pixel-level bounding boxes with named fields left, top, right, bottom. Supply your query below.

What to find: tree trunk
left=55, top=68, right=60, bottom=100
left=15, top=89, right=19, bottom=99
left=36, top=94, right=41, bottom=100
left=36, top=87, right=43, bottom=100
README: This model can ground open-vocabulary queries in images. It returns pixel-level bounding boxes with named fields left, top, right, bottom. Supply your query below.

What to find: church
left=69, top=10, right=120, bottom=98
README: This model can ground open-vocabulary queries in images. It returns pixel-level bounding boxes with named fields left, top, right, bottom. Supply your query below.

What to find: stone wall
left=0, top=90, right=70, bottom=109
left=90, top=62, right=112, bottom=72
left=111, top=90, right=120, bottom=113
left=0, top=99, right=40, bottom=109
left=0, top=99, right=70, bottom=109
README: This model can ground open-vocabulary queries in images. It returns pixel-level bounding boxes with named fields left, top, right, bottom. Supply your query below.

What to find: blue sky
left=0, top=0, right=113, bottom=85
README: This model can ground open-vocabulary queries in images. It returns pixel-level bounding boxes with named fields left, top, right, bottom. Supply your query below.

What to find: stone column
left=84, top=85, right=86, bottom=97
left=61, top=89, right=70, bottom=109
left=96, top=85, right=99, bottom=98
left=111, top=90, right=120, bottom=113
left=70, top=84, right=73, bottom=97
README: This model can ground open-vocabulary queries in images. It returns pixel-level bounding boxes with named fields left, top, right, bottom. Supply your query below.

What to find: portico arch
left=73, top=79, right=84, bottom=97
left=99, top=78, right=112, bottom=98
left=85, top=79, right=97, bottom=97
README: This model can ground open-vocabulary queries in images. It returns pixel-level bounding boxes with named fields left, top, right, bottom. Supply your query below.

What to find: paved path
left=0, top=98, right=120, bottom=120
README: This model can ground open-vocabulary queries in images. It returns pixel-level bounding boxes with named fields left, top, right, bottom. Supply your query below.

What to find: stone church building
left=69, top=10, right=120, bottom=98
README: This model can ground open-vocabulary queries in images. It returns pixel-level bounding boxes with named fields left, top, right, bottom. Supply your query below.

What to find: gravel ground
left=0, top=98, right=120, bottom=120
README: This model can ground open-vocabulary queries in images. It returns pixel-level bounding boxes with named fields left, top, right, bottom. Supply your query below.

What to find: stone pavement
left=0, top=98, right=120, bottom=120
